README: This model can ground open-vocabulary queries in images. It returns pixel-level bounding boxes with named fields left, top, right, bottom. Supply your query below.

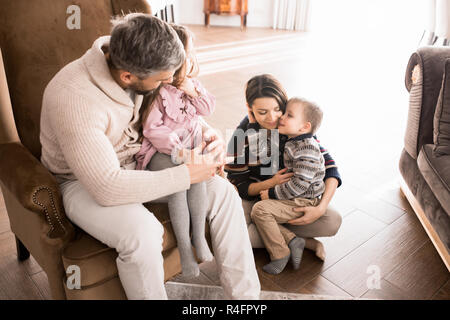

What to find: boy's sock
left=262, top=254, right=290, bottom=275
left=288, top=237, right=306, bottom=270
left=305, top=238, right=326, bottom=261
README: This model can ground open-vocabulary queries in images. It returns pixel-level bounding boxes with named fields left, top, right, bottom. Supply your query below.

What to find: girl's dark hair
left=138, top=24, right=199, bottom=138
left=245, top=74, right=288, bottom=112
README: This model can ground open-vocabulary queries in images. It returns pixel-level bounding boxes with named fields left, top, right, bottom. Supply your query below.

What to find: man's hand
left=185, top=142, right=224, bottom=184
left=202, top=127, right=225, bottom=163
left=287, top=205, right=326, bottom=225
left=259, top=189, right=269, bottom=200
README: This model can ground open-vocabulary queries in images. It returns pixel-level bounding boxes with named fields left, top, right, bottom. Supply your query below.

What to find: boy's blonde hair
left=289, top=97, right=323, bottom=134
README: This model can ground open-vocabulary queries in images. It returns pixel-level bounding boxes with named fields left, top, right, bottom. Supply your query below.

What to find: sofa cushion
left=62, top=202, right=212, bottom=288
left=62, top=203, right=176, bottom=287
left=62, top=232, right=119, bottom=287
left=400, top=148, right=450, bottom=252
left=418, top=144, right=450, bottom=215
left=62, top=232, right=183, bottom=288
left=434, top=59, right=450, bottom=156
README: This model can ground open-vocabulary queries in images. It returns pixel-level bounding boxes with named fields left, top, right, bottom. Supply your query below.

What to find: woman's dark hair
left=245, top=74, right=288, bottom=112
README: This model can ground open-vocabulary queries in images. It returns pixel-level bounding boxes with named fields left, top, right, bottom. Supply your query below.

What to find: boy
left=252, top=97, right=325, bottom=274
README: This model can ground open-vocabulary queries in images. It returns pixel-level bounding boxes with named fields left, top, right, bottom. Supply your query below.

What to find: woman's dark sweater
left=224, top=116, right=342, bottom=201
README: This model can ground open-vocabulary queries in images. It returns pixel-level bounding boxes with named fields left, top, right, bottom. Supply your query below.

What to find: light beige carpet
left=165, top=282, right=361, bottom=300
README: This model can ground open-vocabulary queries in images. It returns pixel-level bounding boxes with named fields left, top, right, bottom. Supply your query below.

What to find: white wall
left=174, top=0, right=274, bottom=28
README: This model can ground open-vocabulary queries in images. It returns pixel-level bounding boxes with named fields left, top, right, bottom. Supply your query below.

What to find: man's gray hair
left=109, top=13, right=185, bottom=79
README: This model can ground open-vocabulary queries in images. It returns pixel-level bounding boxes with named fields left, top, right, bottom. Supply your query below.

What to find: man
left=40, top=13, right=260, bottom=299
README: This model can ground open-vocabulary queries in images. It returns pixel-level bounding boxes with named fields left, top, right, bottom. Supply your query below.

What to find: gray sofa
left=399, top=46, right=450, bottom=271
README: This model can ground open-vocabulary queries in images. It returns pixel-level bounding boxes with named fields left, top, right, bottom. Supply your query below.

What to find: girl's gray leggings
left=147, top=152, right=210, bottom=276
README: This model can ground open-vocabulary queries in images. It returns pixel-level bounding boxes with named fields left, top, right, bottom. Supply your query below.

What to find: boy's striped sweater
left=268, top=133, right=325, bottom=200
left=225, top=116, right=341, bottom=201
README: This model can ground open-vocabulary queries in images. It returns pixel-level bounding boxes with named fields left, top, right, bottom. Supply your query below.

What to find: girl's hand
left=216, top=164, right=226, bottom=178
left=259, top=189, right=269, bottom=200
left=288, top=205, right=326, bottom=225
left=269, top=168, right=294, bottom=187
left=247, top=106, right=257, bottom=123
left=202, top=128, right=225, bottom=163
left=178, top=77, right=198, bottom=97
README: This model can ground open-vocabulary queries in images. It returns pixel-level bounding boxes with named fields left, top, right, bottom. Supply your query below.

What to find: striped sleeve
left=314, top=136, right=342, bottom=187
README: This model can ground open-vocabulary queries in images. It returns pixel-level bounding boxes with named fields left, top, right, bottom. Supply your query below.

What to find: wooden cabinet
left=203, top=0, right=248, bottom=29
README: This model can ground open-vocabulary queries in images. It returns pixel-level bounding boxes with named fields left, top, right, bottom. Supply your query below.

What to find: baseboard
left=399, top=177, right=450, bottom=272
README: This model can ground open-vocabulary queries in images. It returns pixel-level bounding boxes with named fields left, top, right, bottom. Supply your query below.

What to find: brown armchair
left=0, top=0, right=187, bottom=299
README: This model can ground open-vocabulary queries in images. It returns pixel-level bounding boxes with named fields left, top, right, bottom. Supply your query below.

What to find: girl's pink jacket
left=135, top=78, right=215, bottom=170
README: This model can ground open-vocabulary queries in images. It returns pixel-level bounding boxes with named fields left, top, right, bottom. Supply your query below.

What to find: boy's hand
left=260, top=189, right=269, bottom=200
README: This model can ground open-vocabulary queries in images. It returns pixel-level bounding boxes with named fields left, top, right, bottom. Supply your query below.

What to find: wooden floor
left=0, top=24, right=449, bottom=300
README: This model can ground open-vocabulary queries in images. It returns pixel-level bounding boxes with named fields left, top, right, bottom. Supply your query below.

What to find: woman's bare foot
left=305, top=238, right=326, bottom=261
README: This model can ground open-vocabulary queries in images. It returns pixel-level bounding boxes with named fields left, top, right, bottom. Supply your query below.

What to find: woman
left=225, top=74, right=342, bottom=261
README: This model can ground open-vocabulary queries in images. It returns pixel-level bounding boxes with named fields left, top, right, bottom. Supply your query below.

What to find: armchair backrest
left=0, top=0, right=151, bottom=158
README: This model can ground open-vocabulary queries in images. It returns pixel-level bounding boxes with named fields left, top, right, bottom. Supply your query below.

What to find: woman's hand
left=287, top=178, right=339, bottom=225
left=269, top=168, right=294, bottom=187
left=287, top=204, right=326, bottom=225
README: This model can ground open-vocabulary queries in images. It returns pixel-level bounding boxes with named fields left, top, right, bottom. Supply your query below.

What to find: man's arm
left=49, top=92, right=191, bottom=206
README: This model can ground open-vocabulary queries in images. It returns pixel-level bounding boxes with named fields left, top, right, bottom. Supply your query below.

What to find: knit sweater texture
left=268, top=133, right=325, bottom=200
left=40, top=36, right=191, bottom=206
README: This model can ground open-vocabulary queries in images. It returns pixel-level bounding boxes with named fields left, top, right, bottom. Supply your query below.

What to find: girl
left=136, top=24, right=215, bottom=278
left=225, top=74, right=342, bottom=267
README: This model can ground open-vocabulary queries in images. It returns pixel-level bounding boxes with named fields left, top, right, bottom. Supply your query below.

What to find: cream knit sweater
left=40, top=36, right=191, bottom=206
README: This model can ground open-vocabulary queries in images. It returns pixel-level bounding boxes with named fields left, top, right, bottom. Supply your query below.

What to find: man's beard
left=129, top=82, right=154, bottom=96
left=134, top=88, right=154, bottom=96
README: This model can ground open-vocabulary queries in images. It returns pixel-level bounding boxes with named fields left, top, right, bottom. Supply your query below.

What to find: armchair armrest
left=404, top=47, right=450, bottom=159
left=0, top=142, right=74, bottom=239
